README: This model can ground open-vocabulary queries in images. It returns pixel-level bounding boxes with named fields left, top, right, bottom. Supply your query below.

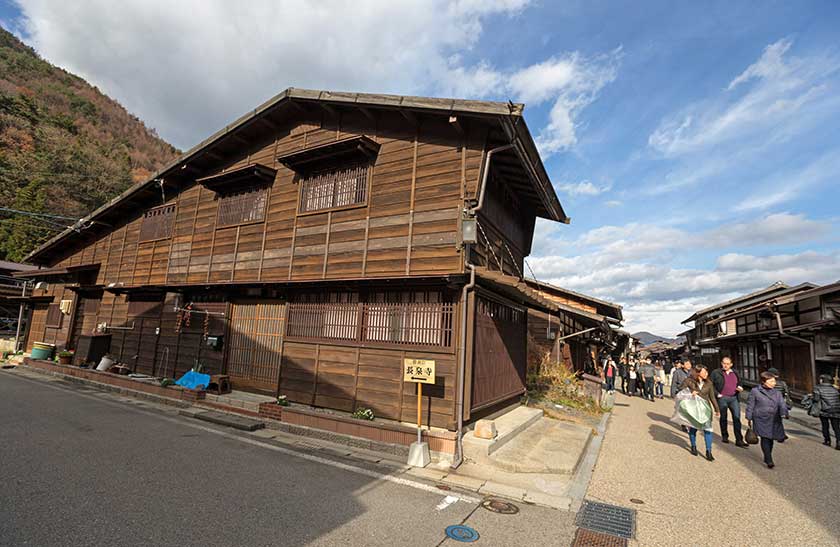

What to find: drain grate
left=572, top=528, right=628, bottom=547
left=575, top=500, right=635, bottom=539
left=481, top=498, right=519, bottom=515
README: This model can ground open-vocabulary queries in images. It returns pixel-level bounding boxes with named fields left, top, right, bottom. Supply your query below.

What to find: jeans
left=655, top=382, right=663, bottom=398
left=760, top=437, right=774, bottom=464
left=820, top=416, right=840, bottom=443
left=605, top=376, right=615, bottom=391
left=644, top=377, right=654, bottom=399
left=689, top=427, right=713, bottom=451
left=718, top=395, right=743, bottom=443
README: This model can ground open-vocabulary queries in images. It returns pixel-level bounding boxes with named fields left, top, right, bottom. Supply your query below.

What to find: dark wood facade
left=18, top=89, right=568, bottom=430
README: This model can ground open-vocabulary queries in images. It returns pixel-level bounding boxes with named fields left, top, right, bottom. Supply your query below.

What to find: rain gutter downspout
left=13, top=281, right=27, bottom=352
left=452, top=262, right=475, bottom=469
left=769, top=304, right=817, bottom=390
left=472, top=144, right=515, bottom=214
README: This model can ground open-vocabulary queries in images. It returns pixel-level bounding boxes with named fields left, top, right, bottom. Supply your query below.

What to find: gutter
left=471, top=144, right=514, bottom=214
left=769, top=304, right=817, bottom=390
left=451, top=262, right=476, bottom=469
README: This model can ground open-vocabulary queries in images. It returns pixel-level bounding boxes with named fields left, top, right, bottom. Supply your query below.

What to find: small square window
left=217, top=186, right=269, bottom=227
left=139, top=204, right=176, bottom=242
left=299, top=164, right=369, bottom=214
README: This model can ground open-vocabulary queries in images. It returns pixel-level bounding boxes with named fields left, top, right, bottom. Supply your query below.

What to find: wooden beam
left=400, top=109, right=418, bottom=126
left=257, top=116, right=280, bottom=131
left=319, top=102, right=339, bottom=118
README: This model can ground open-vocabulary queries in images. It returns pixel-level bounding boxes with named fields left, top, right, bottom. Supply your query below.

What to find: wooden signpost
left=404, top=358, right=435, bottom=465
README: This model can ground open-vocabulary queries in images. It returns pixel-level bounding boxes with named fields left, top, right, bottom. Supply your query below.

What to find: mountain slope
left=0, top=26, right=179, bottom=261
left=632, top=331, right=680, bottom=346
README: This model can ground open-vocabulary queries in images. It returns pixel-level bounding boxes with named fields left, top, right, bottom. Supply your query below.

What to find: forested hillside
left=0, top=26, right=178, bottom=262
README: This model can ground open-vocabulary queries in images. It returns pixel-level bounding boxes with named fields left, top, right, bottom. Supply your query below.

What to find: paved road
left=0, top=371, right=575, bottom=546
left=587, top=391, right=840, bottom=546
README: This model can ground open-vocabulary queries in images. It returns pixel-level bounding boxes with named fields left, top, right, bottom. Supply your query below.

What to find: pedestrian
left=811, top=374, right=840, bottom=449
left=680, top=364, right=720, bottom=461
left=654, top=362, right=666, bottom=399
left=746, top=371, right=790, bottom=468
left=670, top=360, right=690, bottom=399
left=766, top=368, right=793, bottom=410
left=640, top=359, right=656, bottom=401
left=711, top=356, right=748, bottom=448
left=627, top=365, right=637, bottom=397
left=618, top=357, right=628, bottom=394
left=603, top=358, right=617, bottom=393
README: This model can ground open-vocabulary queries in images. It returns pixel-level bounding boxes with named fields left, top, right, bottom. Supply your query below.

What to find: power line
left=0, top=207, right=79, bottom=222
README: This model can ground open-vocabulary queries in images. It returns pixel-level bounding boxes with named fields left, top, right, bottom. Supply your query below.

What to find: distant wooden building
left=15, top=88, right=572, bottom=431
left=683, top=281, right=840, bottom=395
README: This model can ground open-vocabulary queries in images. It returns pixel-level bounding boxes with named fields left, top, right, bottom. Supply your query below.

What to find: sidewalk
left=587, top=392, right=840, bottom=546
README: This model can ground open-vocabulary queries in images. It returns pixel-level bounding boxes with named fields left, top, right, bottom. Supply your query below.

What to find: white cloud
left=556, top=180, right=611, bottom=196
left=14, top=1, right=619, bottom=155
left=528, top=212, right=837, bottom=335
left=649, top=38, right=840, bottom=158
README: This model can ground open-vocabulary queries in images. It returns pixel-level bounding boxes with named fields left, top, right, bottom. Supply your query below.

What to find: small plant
left=159, top=378, right=174, bottom=387
left=352, top=407, right=375, bottom=421
left=275, top=395, right=290, bottom=406
left=57, top=350, right=74, bottom=358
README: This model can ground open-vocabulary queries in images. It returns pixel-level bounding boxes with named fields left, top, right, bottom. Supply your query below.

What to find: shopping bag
left=670, top=388, right=694, bottom=427
left=679, top=396, right=712, bottom=430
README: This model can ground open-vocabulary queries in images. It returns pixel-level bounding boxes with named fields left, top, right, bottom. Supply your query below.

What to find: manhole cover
left=481, top=498, right=519, bottom=514
left=572, top=528, right=628, bottom=547
left=575, top=500, right=636, bottom=539
left=445, top=525, right=479, bottom=542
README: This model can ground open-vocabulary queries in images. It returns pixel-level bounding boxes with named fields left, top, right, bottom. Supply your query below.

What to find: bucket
left=31, top=343, right=55, bottom=361
left=96, top=355, right=115, bottom=371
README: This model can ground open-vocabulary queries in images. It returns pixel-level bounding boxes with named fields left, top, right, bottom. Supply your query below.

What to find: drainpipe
left=451, top=262, right=476, bottom=469
left=13, top=281, right=27, bottom=352
left=470, top=144, right=514, bottom=215
left=769, top=305, right=817, bottom=391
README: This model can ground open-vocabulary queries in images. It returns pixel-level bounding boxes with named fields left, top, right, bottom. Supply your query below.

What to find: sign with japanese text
left=403, top=358, right=436, bottom=384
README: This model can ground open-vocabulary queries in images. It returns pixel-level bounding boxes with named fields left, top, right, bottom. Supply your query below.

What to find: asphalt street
left=0, top=371, right=575, bottom=546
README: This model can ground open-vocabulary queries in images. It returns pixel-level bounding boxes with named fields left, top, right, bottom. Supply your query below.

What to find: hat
left=767, top=367, right=780, bottom=376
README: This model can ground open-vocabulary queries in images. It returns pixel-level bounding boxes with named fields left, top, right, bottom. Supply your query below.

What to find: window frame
left=139, top=204, right=177, bottom=243
left=215, top=185, right=270, bottom=228
left=45, top=303, right=63, bottom=329
left=296, top=163, right=371, bottom=217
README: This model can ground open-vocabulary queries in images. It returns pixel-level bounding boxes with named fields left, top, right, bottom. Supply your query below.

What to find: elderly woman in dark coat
left=746, top=371, right=790, bottom=468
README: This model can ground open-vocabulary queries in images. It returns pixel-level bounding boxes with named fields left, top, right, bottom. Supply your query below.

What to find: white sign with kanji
left=403, top=358, right=436, bottom=384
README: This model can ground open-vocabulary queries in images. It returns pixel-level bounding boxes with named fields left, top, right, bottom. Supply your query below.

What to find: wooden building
left=15, top=88, right=570, bottom=432
left=683, top=281, right=840, bottom=395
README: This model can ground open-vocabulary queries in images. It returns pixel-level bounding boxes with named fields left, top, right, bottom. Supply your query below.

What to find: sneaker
left=735, top=441, right=749, bottom=448
left=721, top=438, right=730, bottom=444
left=766, top=462, right=775, bottom=469
left=824, top=440, right=832, bottom=446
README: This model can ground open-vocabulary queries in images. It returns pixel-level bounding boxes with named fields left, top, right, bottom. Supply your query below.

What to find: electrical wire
left=0, top=206, right=79, bottom=222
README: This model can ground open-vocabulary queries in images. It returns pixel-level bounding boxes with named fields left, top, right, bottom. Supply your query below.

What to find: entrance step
left=489, top=418, right=592, bottom=474
left=462, top=406, right=543, bottom=464
left=192, top=410, right=265, bottom=431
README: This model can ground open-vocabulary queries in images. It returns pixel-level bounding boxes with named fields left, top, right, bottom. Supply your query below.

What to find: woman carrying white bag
left=671, top=364, right=720, bottom=461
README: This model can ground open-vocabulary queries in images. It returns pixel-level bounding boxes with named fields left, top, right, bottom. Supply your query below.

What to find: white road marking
left=4, top=370, right=482, bottom=505
left=436, top=495, right=460, bottom=511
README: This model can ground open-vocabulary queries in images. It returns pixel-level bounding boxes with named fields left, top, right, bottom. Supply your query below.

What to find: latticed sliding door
left=226, top=301, right=285, bottom=393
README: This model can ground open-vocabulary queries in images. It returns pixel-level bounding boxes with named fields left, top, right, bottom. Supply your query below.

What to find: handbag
left=745, top=421, right=759, bottom=445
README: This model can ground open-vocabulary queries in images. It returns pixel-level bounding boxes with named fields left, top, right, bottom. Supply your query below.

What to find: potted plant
left=57, top=350, right=74, bottom=365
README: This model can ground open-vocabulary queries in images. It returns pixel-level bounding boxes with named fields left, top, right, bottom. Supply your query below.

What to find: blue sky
left=3, top=1, right=839, bottom=335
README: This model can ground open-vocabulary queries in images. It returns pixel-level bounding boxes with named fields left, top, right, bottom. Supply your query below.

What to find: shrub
left=352, top=407, right=375, bottom=421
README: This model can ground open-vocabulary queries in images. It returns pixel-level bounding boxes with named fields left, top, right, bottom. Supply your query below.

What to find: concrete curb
left=566, top=411, right=610, bottom=513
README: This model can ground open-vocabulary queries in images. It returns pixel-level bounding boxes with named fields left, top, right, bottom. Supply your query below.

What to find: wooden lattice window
left=217, top=186, right=268, bottom=227
left=285, top=291, right=454, bottom=349
left=299, top=164, right=368, bottom=214
left=139, top=204, right=176, bottom=242
left=45, top=303, right=62, bottom=328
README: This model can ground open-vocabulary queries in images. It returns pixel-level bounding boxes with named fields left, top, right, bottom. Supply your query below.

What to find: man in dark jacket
left=639, top=360, right=656, bottom=401
left=711, top=357, right=748, bottom=447
left=812, top=374, right=840, bottom=449
left=671, top=360, right=690, bottom=398
left=767, top=368, right=793, bottom=409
